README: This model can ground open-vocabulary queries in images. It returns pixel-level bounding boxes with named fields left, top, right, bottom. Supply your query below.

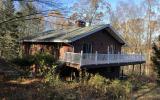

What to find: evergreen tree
left=152, top=35, right=160, bottom=79
left=0, top=0, right=19, bottom=59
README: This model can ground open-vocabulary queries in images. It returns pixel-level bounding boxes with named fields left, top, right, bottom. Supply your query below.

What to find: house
left=21, top=21, right=145, bottom=78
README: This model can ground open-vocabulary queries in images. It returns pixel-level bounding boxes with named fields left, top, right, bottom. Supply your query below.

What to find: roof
left=21, top=24, right=126, bottom=45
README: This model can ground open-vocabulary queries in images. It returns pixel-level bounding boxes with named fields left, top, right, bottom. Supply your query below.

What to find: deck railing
left=62, top=52, right=145, bottom=66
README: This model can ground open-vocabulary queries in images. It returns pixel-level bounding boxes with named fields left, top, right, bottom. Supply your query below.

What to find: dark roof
left=21, top=24, right=126, bottom=44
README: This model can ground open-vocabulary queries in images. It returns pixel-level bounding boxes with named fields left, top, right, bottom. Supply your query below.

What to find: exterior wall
left=22, top=42, right=73, bottom=60
left=59, top=44, right=73, bottom=60
left=22, top=42, right=60, bottom=59
left=71, top=29, right=123, bottom=54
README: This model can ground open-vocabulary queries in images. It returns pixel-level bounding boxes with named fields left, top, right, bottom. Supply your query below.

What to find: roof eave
left=108, top=25, right=127, bottom=45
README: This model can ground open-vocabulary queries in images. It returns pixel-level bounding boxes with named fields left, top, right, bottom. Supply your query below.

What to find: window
left=82, top=43, right=93, bottom=53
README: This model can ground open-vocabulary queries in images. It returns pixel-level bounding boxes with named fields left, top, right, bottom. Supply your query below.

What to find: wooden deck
left=61, top=52, right=146, bottom=69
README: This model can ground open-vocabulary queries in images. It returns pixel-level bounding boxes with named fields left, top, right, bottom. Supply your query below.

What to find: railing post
left=64, top=52, right=66, bottom=61
left=95, top=51, right=98, bottom=65
left=118, top=52, right=120, bottom=63
left=108, top=46, right=110, bottom=64
left=80, top=50, right=83, bottom=66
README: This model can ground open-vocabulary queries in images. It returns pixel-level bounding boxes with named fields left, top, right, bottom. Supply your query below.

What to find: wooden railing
left=61, top=52, right=145, bottom=66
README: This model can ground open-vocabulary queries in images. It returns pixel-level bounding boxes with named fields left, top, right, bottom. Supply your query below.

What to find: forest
left=0, top=0, right=160, bottom=99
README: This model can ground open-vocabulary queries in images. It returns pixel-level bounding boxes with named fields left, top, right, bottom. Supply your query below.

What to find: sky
left=62, top=0, right=142, bottom=9
left=13, top=0, right=145, bottom=29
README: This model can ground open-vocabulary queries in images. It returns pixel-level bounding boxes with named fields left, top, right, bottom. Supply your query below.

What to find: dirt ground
left=0, top=78, right=45, bottom=100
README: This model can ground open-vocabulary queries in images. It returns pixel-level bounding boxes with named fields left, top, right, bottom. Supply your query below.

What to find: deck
left=61, top=52, right=146, bottom=69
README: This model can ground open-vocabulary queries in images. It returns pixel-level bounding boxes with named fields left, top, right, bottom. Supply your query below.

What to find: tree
left=0, top=0, right=19, bottom=59
left=143, top=0, right=160, bottom=64
left=110, top=1, right=145, bottom=53
left=17, top=0, right=44, bottom=36
left=0, top=0, right=66, bottom=60
left=70, top=0, right=110, bottom=26
left=152, top=35, right=160, bottom=80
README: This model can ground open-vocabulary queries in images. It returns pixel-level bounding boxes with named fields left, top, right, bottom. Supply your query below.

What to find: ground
left=0, top=59, right=160, bottom=100
left=133, top=83, right=160, bottom=100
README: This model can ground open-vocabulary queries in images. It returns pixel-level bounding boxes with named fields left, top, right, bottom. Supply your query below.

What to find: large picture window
left=82, top=43, right=93, bottom=53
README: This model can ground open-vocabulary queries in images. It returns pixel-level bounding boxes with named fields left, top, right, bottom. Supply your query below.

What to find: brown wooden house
left=21, top=22, right=145, bottom=78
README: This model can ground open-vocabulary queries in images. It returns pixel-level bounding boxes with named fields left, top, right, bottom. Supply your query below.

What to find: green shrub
left=44, top=65, right=62, bottom=87
left=105, top=80, right=131, bottom=99
left=12, top=53, right=57, bottom=77
left=34, top=53, right=56, bottom=66
left=12, top=56, right=35, bottom=73
left=87, top=75, right=131, bottom=100
left=12, top=56, right=34, bottom=67
left=88, top=74, right=110, bottom=88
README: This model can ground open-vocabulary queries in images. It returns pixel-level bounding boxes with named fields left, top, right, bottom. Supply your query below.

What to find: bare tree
left=70, top=0, right=111, bottom=26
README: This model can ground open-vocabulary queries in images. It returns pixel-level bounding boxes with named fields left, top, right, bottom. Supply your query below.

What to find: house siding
left=59, top=44, right=73, bottom=60
left=71, top=29, right=122, bottom=54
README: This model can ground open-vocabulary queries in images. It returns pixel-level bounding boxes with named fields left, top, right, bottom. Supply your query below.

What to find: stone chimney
left=75, top=20, right=86, bottom=27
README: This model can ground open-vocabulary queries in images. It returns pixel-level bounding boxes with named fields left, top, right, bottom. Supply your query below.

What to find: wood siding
left=71, top=29, right=122, bottom=54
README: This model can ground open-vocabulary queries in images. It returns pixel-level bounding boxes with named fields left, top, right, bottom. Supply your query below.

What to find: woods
left=110, top=0, right=160, bottom=74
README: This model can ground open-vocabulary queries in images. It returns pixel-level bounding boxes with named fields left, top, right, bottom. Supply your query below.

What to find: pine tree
left=152, top=35, right=160, bottom=79
left=0, top=0, right=19, bottom=59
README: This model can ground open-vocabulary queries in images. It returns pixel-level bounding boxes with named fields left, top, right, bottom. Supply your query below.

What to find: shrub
left=44, top=65, right=62, bottom=87
left=105, top=80, right=131, bottom=99
left=41, top=73, right=132, bottom=100
left=34, top=53, right=56, bottom=66
left=12, top=56, right=34, bottom=67
left=12, top=53, right=57, bottom=77
left=88, top=74, right=110, bottom=88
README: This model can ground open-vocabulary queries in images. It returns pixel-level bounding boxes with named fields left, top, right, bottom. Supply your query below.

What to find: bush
left=88, top=74, right=110, bottom=88
left=34, top=53, right=56, bottom=66
left=39, top=72, right=133, bottom=100
left=12, top=53, right=57, bottom=77
left=12, top=56, right=35, bottom=72
left=44, top=65, right=62, bottom=87
left=87, top=74, right=131, bottom=99
left=105, top=80, right=131, bottom=99
left=12, top=56, right=34, bottom=67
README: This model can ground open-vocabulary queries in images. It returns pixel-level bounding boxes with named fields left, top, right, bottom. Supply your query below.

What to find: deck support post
left=140, top=64, right=142, bottom=75
left=132, top=64, right=134, bottom=73
left=95, top=51, right=98, bottom=65
left=121, top=67, right=124, bottom=78
left=80, top=50, right=83, bottom=66
left=143, top=63, right=146, bottom=75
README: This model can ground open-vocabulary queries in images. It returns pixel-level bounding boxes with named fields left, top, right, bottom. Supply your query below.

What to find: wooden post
left=132, top=64, right=134, bottom=73
left=80, top=50, right=83, bottom=66
left=121, top=68, right=124, bottom=78
left=140, top=64, right=142, bottom=75
left=95, top=51, right=98, bottom=65
left=118, top=52, right=120, bottom=63
left=143, top=63, right=146, bottom=75
left=108, top=46, right=110, bottom=64
left=140, top=51, right=142, bottom=61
